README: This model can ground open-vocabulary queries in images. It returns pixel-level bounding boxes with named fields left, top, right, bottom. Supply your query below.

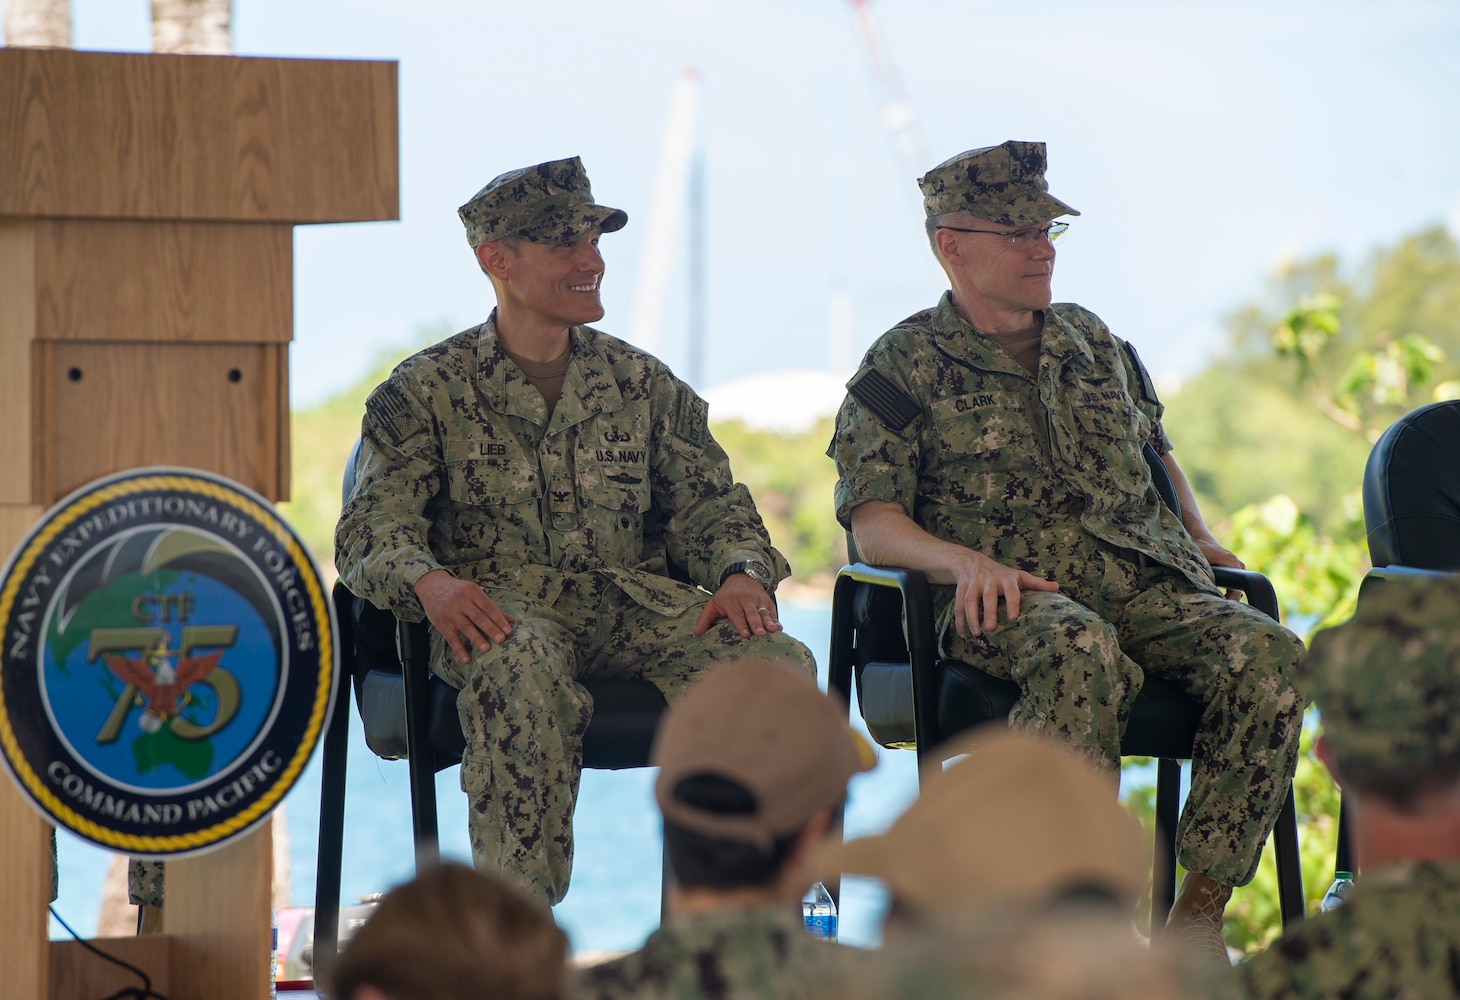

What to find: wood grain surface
left=0, top=48, right=399, bottom=223
left=33, top=219, right=293, bottom=343
left=37, top=340, right=288, bottom=501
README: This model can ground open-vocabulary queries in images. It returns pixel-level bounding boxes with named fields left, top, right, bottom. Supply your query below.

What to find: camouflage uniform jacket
left=1227, top=860, right=1460, bottom=999
left=576, top=907, right=846, bottom=1000
left=828, top=293, right=1219, bottom=596
left=336, top=314, right=789, bottom=621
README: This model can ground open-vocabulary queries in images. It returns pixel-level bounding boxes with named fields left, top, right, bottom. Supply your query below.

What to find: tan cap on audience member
left=653, top=658, right=876, bottom=849
left=818, top=729, right=1148, bottom=915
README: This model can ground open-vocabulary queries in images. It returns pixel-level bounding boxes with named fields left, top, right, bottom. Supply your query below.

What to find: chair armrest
left=1212, top=567, right=1280, bottom=622
left=830, top=562, right=946, bottom=767
left=1359, top=565, right=1456, bottom=601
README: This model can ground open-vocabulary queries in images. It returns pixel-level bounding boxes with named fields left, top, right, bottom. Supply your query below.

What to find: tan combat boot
left=1163, top=871, right=1232, bottom=965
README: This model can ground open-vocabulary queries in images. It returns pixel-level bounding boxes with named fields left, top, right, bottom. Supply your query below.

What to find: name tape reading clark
left=0, top=468, right=337, bottom=857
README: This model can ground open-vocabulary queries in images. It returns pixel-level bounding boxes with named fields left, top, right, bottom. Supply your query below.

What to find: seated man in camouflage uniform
left=577, top=658, right=874, bottom=1000
left=827, top=140, right=1305, bottom=958
left=1228, top=574, right=1460, bottom=998
left=336, top=158, right=814, bottom=904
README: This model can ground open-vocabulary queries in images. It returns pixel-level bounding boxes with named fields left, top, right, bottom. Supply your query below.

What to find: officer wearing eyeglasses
left=827, top=141, right=1305, bottom=962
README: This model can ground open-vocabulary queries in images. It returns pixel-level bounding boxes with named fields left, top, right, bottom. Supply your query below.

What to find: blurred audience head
left=328, top=861, right=568, bottom=1000
left=652, top=657, right=874, bottom=899
left=819, top=729, right=1147, bottom=934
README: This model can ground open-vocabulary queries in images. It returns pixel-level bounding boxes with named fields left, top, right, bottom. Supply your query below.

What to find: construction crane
left=846, top=0, right=929, bottom=202
left=627, top=68, right=701, bottom=368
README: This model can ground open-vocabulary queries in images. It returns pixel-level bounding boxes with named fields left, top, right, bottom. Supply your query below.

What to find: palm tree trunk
left=151, top=0, right=231, bottom=54
left=3, top=0, right=72, bottom=47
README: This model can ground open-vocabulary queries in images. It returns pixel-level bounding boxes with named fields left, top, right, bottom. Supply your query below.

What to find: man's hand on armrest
left=414, top=569, right=515, bottom=665
left=849, top=500, right=1059, bottom=638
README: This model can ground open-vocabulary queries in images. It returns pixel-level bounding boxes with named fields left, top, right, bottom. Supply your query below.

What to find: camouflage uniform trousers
left=941, top=547, right=1305, bottom=887
left=128, top=858, right=165, bottom=906
left=432, top=574, right=816, bottom=906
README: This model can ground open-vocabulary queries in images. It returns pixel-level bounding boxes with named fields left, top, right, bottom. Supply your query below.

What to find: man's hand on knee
left=953, top=552, right=1059, bottom=638
left=414, top=569, right=515, bottom=664
left=694, top=575, right=783, bottom=639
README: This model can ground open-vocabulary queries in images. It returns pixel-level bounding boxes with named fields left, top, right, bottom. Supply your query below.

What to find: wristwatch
left=719, top=559, right=776, bottom=593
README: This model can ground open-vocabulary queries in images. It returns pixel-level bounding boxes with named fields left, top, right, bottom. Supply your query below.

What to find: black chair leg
left=660, top=836, right=673, bottom=923
left=1273, top=785, right=1305, bottom=926
left=399, top=621, right=441, bottom=869
left=312, top=654, right=353, bottom=975
left=1150, top=757, right=1181, bottom=936
left=1334, top=795, right=1353, bottom=875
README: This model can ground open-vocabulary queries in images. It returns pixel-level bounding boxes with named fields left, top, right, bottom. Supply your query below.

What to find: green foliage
left=280, top=326, right=451, bottom=571
left=1157, top=223, right=1460, bottom=955
left=694, top=416, right=847, bottom=589
left=1222, top=495, right=1367, bottom=632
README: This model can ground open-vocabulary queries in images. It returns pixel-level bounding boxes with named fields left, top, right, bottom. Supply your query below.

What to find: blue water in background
left=50, top=598, right=1164, bottom=953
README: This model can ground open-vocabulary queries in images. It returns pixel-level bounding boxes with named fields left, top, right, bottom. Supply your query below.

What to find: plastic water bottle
left=802, top=881, right=837, bottom=941
left=269, top=908, right=278, bottom=998
left=1320, top=871, right=1355, bottom=912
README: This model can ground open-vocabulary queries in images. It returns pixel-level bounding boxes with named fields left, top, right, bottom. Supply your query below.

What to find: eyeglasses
left=936, top=221, right=1069, bottom=248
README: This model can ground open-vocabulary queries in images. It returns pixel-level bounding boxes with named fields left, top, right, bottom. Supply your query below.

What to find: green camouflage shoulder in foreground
left=1220, top=860, right=1460, bottom=999
left=576, top=907, right=859, bottom=1000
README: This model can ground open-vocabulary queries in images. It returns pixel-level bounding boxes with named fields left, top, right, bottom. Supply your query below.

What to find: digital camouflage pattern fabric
left=577, top=907, right=856, bottom=1000
left=459, top=156, right=628, bottom=248
left=918, top=140, right=1081, bottom=226
left=827, top=294, right=1305, bottom=886
left=1223, top=860, right=1460, bottom=1000
left=129, top=858, right=163, bottom=906
left=1302, top=572, right=1460, bottom=769
left=337, top=314, right=813, bottom=903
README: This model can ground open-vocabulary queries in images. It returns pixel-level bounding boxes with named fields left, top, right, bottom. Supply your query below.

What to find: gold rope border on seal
left=0, top=472, right=335, bottom=855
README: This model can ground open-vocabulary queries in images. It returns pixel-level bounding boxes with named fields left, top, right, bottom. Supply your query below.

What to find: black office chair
left=1341, top=398, right=1460, bottom=872
left=827, top=444, right=1305, bottom=933
left=313, top=442, right=670, bottom=974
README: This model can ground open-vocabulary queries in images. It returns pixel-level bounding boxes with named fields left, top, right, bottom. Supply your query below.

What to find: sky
left=29, top=0, right=1460, bottom=407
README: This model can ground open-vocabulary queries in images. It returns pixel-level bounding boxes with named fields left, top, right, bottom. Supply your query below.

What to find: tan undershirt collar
left=979, top=311, right=1045, bottom=375
left=503, top=343, right=572, bottom=416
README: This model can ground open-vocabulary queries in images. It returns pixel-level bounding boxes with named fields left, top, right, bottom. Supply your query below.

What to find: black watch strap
left=719, top=560, right=774, bottom=591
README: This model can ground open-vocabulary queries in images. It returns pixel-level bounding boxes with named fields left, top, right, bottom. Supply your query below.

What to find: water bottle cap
left=1335, top=871, right=1354, bottom=879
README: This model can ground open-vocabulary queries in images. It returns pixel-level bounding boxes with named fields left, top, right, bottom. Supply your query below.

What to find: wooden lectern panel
left=37, top=341, right=288, bottom=501
left=0, top=48, right=399, bottom=223
left=33, top=219, right=293, bottom=344
left=0, top=220, right=37, bottom=506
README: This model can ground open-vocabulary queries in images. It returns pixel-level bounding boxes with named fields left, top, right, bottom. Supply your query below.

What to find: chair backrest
left=1362, top=399, right=1460, bottom=570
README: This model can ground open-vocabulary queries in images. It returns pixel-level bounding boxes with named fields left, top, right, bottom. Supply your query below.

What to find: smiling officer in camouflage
left=336, top=157, right=814, bottom=905
left=827, top=141, right=1305, bottom=960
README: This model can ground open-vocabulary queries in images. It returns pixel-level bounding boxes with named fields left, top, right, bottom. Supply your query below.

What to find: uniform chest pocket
left=444, top=458, right=541, bottom=508
left=926, top=393, right=1032, bottom=458
left=578, top=465, right=651, bottom=513
left=1069, top=392, right=1147, bottom=443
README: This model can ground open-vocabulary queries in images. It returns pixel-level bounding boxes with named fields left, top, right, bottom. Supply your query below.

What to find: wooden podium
left=0, top=48, right=397, bottom=999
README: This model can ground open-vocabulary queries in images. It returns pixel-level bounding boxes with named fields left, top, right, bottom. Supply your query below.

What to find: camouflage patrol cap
left=919, top=140, right=1081, bottom=227
left=1303, top=574, right=1460, bottom=768
left=458, top=156, right=628, bottom=248
left=653, top=658, right=876, bottom=850
left=817, top=730, right=1147, bottom=915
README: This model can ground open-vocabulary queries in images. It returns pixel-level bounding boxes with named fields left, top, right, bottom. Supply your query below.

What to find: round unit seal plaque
left=0, top=468, right=336, bottom=857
